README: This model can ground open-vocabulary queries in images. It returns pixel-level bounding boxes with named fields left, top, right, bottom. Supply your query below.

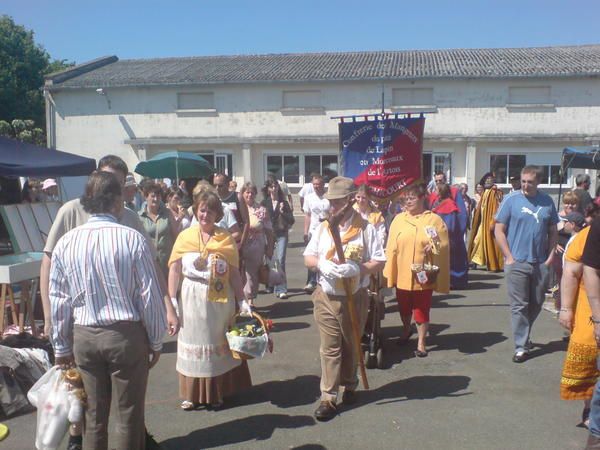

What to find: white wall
left=49, top=76, right=600, bottom=187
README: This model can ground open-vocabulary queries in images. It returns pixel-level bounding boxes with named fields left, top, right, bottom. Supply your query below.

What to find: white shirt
left=299, top=183, right=315, bottom=198
left=303, top=214, right=386, bottom=295
left=190, top=206, right=237, bottom=231
left=303, top=192, right=330, bottom=235
left=50, top=215, right=167, bottom=356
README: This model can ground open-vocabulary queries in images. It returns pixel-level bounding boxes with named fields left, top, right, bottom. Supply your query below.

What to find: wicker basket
left=411, top=253, right=439, bottom=285
left=228, top=311, right=268, bottom=360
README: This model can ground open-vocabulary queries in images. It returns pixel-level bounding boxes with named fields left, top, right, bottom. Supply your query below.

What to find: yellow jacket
left=383, top=210, right=450, bottom=293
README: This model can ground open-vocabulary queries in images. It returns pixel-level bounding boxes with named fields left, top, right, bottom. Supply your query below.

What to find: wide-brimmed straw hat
left=325, top=176, right=356, bottom=200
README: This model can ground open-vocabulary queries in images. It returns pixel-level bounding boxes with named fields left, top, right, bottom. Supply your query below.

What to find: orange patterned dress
left=560, top=227, right=599, bottom=400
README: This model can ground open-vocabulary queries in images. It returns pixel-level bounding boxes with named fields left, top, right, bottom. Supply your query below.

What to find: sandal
left=180, top=400, right=196, bottom=411
left=414, top=349, right=428, bottom=358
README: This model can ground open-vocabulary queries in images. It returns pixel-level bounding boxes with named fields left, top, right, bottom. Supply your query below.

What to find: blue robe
left=432, top=191, right=469, bottom=290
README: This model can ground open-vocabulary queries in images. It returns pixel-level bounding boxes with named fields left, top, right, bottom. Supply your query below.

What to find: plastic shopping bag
left=226, top=332, right=269, bottom=359
left=27, top=366, right=70, bottom=450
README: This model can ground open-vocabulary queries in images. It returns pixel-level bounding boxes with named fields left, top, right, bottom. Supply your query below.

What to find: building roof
left=46, top=45, right=600, bottom=89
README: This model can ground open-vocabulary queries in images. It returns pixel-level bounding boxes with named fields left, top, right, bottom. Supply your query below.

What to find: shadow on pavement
left=291, top=445, right=327, bottom=450
left=269, top=321, right=311, bottom=333
left=464, top=281, right=501, bottom=290
left=344, top=375, right=471, bottom=411
left=433, top=297, right=509, bottom=308
left=428, top=331, right=508, bottom=354
left=232, top=374, right=321, bottom=409
left=264, top=300, right=314, bottom=320
left=527, top=339, right=567, bottom=361
left=467, top=272, right=504, bottom=281
left=161, top=413, right=316, bottom=449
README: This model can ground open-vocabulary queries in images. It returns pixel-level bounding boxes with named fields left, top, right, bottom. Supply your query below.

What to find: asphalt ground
left=3, top=227, right=589, bottom=450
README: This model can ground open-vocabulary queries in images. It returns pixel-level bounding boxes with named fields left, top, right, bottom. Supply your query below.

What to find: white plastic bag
left=226, top=332, right=269, bottom=359
left=27, top=366, right=70, bottom=450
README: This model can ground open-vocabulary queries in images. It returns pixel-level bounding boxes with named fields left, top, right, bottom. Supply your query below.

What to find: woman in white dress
left=168, top=190, right=252, bottom=410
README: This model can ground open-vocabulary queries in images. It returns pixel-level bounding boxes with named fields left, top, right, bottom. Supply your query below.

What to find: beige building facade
left=45, top=46, right=600, bottom=196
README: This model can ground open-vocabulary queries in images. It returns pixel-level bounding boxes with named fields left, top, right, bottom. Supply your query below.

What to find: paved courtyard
left=3, top=228, right=589, bottom=449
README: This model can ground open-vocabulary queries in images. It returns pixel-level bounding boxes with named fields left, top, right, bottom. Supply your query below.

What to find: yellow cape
left=168, top=225, right=239, bottom=268
left=384, top=211, right=450, bottom=294
left=467, top=187, right=503, bottom=271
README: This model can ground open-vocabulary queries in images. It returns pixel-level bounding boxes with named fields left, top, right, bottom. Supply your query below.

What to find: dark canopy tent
left=558, top=146, right=600, bottom=206
left=0, top=136, right=96, bottom=178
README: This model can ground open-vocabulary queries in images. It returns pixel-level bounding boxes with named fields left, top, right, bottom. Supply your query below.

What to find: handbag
left=259, top=257, right=285, bottom=286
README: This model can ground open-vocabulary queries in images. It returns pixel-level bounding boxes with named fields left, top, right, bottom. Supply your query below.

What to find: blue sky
left=3, top=0, right=600, bottom=63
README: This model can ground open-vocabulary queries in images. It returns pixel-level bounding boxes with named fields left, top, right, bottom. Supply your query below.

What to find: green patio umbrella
left=134, top=151, right=215, bottom=181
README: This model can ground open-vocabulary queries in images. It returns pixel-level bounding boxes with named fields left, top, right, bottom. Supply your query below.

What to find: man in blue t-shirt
left=495, top=165, right=559, bottom=363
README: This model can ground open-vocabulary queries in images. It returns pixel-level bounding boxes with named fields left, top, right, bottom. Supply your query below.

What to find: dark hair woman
left=261, top=177, right=294, bottom=299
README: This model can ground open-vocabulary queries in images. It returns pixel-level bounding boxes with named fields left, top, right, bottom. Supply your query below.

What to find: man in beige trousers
left=303, top=177, right=385, bottom=421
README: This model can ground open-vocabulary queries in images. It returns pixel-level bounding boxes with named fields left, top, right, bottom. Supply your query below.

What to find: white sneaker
left=278, top=292, right=289, bottom=299
left=304, top=283, right=315, bottom=293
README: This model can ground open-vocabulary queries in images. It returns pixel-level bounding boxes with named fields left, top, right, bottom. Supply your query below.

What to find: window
left=266, top=155, right=300, bottom=184
left=508, top=86, right=551, bottom=105
left=422, top=153, right=451, bottom=183
left=539, top=164, right=566, bottom=185
left=177, top=92, right=215, bottom=111
left=305, top=155, right=338, bottom=182
left=507, top=86, right=554, bottom=111
left=197, top=152, right=233, bottom=177
left=282, top=90, right=322, bottom=110
left=490, top=154, right=526, bottom=184
left=392, top=88, right=436, bottom=112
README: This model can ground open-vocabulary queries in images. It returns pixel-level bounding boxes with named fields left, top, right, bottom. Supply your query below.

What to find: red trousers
left=395, top=289, right=433, bottom=323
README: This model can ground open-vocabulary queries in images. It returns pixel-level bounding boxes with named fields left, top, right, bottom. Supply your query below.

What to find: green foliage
left=0, top=15, right=75, bottom=130
left=0, top=118, right=45, bottom=145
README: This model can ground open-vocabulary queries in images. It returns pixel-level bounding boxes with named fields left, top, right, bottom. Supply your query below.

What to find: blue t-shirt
left=495, top=190, right=559, bottom=263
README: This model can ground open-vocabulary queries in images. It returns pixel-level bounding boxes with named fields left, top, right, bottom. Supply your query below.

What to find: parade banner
left=339, top=116, right=425, bottom=200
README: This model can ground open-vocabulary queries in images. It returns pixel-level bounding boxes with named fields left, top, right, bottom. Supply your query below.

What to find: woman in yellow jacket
left=384, top=182, right=450, bottom=357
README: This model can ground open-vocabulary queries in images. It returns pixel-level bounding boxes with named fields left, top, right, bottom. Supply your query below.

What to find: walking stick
left=324, top=200, right=370, bottom=390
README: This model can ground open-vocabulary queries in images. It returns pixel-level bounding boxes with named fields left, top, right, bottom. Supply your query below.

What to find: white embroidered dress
left=176, top=252, right=240, bottom=378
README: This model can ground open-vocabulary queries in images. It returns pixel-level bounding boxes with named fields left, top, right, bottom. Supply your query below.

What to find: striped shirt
left=50, top=214, right=167, bottom=357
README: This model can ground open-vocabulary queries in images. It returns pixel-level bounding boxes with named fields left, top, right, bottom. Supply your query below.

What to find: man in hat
left=303, top=176, right=386, bottom=421
left=123, top=173, right=141, bottom=211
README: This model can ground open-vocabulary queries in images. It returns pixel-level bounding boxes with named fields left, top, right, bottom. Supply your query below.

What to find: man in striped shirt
left=50, top=171, right=167, bottom=450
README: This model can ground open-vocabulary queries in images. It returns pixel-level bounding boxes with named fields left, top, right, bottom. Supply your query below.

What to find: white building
left=44, top=45, right=600, bottom=196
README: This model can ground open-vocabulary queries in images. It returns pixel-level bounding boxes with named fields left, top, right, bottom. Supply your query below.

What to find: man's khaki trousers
left=73, top=321, right=149, bottom=450
left=312, top=285, right=369, bottom=402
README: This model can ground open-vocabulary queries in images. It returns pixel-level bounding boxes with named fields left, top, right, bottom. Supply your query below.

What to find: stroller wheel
left=365, top=350, right=376, bottom=369
left=376, top=347, right=384, bottom=369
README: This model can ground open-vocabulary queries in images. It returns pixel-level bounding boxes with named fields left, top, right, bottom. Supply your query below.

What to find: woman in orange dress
left=559, top=211, right=600, bottom=428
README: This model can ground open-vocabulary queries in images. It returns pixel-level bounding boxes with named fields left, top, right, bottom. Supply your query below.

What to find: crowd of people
left=36, top=154, right=600, bottom=448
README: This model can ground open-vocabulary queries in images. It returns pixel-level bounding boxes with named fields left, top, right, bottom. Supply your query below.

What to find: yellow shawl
left=168, top=225, right=239, bottom=268
left=325, top=213, right=368, bottom=260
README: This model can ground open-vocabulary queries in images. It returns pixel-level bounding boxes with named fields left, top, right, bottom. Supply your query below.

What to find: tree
left=0, top=15, right=74, bottom=129
left=0, top=119, right=45, bottom=145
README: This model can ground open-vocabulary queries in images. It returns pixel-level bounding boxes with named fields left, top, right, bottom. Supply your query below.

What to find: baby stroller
left=362, top=272, right=386, bottom=369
